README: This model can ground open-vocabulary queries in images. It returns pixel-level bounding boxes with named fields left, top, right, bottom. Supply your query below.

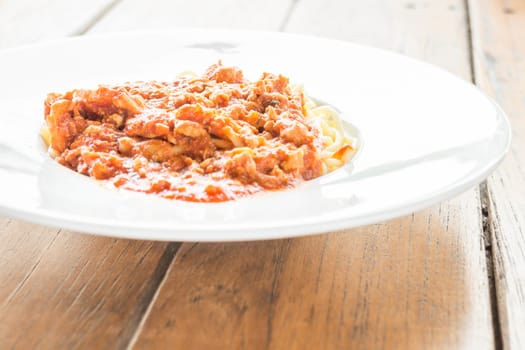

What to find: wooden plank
left=0, top=0, right=120, bottom=49
left=468, top=0, right=525, bottom=348
left=127, top=1, right=496, bottom=349
left=0, top=229, right=180, bottom=349
left=133, top=197, right=494, bottom=349
left=286, top=0, right=471, bottom=77
left=0, top=1, right=180, bottom=349
left=133, top=198, right=495, bottom=349
left=90, top=0, right=291, bottom=32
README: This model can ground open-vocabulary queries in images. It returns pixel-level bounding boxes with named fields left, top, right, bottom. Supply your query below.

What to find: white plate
left=0, top=29, right=511, bottom=241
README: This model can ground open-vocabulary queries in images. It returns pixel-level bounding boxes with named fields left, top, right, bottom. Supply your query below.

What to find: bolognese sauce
left=43, top=62, right=354, bottom=202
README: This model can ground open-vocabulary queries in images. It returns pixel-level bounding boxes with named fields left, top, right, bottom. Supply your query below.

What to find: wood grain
left=109, top=1, right=496, bottom=349
left=0, top=1, right=180, bottom=349
left=0, top=229, right=180, bottom=349
left=133, top=196, right=493, bottom=350
left=469, top=0, right=525, bottom=348
left=90, top=0, right=293, bottom=32
left=0, top=0, right=120, bottom=49
left=286, top=0, right=470, bottom=77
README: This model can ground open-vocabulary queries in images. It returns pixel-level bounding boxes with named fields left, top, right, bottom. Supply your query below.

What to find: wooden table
left=0, top=0, right=523, bottom=349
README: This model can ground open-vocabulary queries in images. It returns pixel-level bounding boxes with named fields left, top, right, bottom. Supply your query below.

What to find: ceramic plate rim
left=0, top=29, right=512, bottom=241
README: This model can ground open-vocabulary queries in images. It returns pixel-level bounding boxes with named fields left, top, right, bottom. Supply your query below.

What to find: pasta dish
left=42, top=62, right=357, bottom=202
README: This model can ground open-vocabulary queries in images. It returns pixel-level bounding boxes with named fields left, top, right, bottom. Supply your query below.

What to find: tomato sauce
left=44, top=63, right=324, bottom=202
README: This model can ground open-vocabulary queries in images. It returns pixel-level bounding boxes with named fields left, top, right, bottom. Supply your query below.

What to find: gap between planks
left=480, top=182, right=504, bottom=350
left=122, top=242, right=182, bottom=349
left=464, top=0, right=504, bottom=348
left=278, top=0, right=300, bottom=31
left=74, top=0, right=124, bottom=35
